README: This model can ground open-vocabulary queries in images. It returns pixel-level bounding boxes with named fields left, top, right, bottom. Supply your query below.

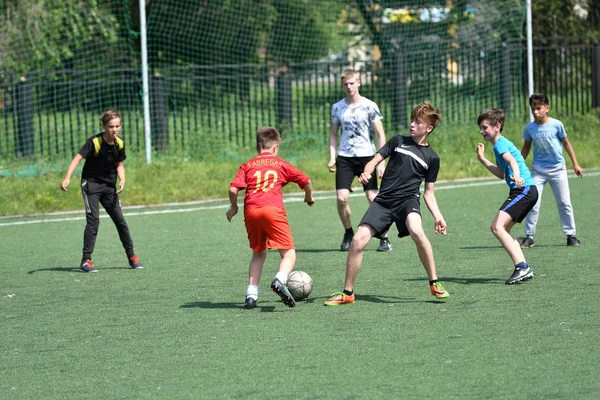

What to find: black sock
left=345, top=227, right=354, bottom=236
left=429, top=280, right=438, bottom=286
left=343, top=289, right=353, bottom=296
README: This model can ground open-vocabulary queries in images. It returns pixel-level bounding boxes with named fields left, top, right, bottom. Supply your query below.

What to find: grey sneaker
left=567, top=236, right=581, bottom=246
left=271, top=278, right=295, bottom=308
left=244, top=297, right=257, bottom=309
left=520, top=237, right=535, bottom=248
left=377, top=238, right=392, bottom=252
left=505, top=267, right=533, bottom=284
left=80, top=259, right=98, bottom=273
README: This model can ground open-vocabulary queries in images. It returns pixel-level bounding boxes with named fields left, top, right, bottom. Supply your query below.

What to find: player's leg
left=406, top=213, right=437, bottom=280
left=406, top=212, right=449, bottom=299
left=336, top=156, right=356, bottom=250
left=258, top=206, right=296, bottom=307
left=344, top=224, right=375, bottom=290
left=336, top=188, right=352, bottom=230
left=521, top=168, right=546, bottom=248
left=492, top=211, right=526, bottom=264
left=245, top=250, right=266, bottom=309
left=325, top=201, right=390, bottom=306
left=498, top=186, right=537, bottom=283
left=248, top=250, right=266, bottom=286
left=80, top=179, right=100, bottom=272
left=243, top=209, right=268, bottom=309
left=101, top=185, right=142, bottom=268
left=548, top=165, right=579, bottom=245
left=324, top=224, right=374, bottom=306
left=361, top=157, right=391, bottom=252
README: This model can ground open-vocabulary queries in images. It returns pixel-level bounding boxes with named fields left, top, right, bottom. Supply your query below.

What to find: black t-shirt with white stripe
left=375, top=135, right=440, bottom=205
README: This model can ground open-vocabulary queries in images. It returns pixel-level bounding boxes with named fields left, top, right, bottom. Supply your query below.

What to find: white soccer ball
left=287, top=270, right=313, bottom=301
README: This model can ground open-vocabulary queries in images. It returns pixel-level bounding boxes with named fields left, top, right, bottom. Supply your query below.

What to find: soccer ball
left=287, top=270, right=313, bottom=301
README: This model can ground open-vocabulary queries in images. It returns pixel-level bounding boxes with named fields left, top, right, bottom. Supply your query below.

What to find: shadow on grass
left=404, top=276, right=504, bottom=285
left=28, top=267, right=80, bottom=274
left=179, top=301, right=277, bottom=312
left=460, top=244, right=561, bottom=250
left=295, top=249, right=340, bottom=254
left=27, top=266, right=132, bottom=274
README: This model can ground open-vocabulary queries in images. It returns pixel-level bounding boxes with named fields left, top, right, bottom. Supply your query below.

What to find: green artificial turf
left=1, top=173, right=599, bottom=399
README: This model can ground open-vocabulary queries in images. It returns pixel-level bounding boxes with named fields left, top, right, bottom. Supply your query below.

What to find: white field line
left=1, top=170, right=599, bottom=228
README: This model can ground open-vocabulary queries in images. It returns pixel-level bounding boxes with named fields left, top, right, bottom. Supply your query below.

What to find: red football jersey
left=230, top=152, right=310, bottom=210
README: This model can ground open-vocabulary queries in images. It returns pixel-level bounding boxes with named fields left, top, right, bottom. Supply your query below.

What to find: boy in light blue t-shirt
left=520, top=93, right=583, bottom=248
left=476, top=109, right=538, bottom=284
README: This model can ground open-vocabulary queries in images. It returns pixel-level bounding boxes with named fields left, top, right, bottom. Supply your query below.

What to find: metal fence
left=1, top=37, right=598, bottom=161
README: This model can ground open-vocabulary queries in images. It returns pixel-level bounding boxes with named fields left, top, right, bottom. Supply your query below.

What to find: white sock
left=246, top=285, right=258, bottom=300
left=275, top=272, right=288, bottom=284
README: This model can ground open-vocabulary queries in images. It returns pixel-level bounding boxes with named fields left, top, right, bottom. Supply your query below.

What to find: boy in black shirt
left=61, top=109, right=143, bottom=272
left=324, top=101, right=449, bottom=305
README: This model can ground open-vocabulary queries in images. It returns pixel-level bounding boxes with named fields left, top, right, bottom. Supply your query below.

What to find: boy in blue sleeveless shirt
left=476, top=109, right=538, bottom=284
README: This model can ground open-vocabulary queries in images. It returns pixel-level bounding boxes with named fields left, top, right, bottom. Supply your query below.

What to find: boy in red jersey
left=226, top=127, right=315, bottom=309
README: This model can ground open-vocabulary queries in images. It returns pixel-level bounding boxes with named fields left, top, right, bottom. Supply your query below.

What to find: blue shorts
left=500, top=185, right=538, bottom=223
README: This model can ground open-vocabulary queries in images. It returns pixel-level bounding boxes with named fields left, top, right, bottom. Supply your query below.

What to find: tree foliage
left=531, top=0, right=600, bottom=39
left=146, top=0, right=345, bottom=68
left=0, top=0, right=122, bottom=78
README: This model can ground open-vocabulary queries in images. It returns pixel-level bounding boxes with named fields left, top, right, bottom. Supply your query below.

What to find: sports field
left=1, top=172, right=599, bottom=399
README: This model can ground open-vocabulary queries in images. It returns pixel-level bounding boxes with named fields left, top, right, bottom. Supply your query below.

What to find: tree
left=0, top=0, right=122, bottom=80
left=531, top=0, right=599, bottom=39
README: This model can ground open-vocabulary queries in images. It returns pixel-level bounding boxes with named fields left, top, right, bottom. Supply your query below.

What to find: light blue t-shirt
left=494, top=136, right=535, bottom=189
left=522, top=117, right=567, bottom=168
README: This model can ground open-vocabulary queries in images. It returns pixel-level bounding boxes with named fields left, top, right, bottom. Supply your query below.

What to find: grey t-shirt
left=331, top=97, right=382, bottom=157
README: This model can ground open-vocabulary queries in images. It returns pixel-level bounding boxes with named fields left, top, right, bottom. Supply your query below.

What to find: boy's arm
left=226, top=186, right=240, bottom=222
left=476, top=143, right=504, bottom=180
left=61, top=154, right=84, bottom=191
left=302, top=180, right=315, bottom=206
left=502, top=153, right=524, bottom=187
left=423, top=182, right=446, bottom=235
left=562, top=137, right=583, bottom=178
left=521, top=140, right=532, bottom=160
left=372, top=120, right=387, bottom=178
left=328, top=123, right=340, bottom=172
left=358, top=153, right=384, bottom=185
left=116, top=162, right=126, bottom=194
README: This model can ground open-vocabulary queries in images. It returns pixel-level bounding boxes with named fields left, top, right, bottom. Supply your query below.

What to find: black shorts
left=335, top=155, right=378, bottom=191
left=499, top=185, right=538, bottom=223
left=359, top=197, right=421, bottom=238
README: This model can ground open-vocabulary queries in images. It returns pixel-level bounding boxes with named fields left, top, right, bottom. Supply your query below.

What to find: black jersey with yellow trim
left=79, top=133, right=127, bottom=185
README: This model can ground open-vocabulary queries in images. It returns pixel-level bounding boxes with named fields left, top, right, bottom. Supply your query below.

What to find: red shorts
left=244, top=206, right=295, bottom=252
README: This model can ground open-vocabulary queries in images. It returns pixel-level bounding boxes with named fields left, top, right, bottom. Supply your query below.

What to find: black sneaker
left=271, top=278, right=295, bottom=308
left=340, top=231, right=353, bottom=252
left=567, top=236, right=581, bottom=247
left=128, top=255, right=144, bottom=269
left=80, top=259, right=98, bottom=273
left=505, top=267, right=533, bottom=284
left=244, top=297, right=257, bottom=309
left=377, top=238, right=392, bottom=252
left=520, top=237, right=535, bottom=248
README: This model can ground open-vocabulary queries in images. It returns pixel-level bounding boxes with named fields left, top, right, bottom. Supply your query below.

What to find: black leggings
left=81, top=179, right=134, bottom=260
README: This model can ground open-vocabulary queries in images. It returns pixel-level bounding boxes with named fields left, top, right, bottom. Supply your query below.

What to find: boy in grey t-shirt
left=328, top=69, right=390, bottom=252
